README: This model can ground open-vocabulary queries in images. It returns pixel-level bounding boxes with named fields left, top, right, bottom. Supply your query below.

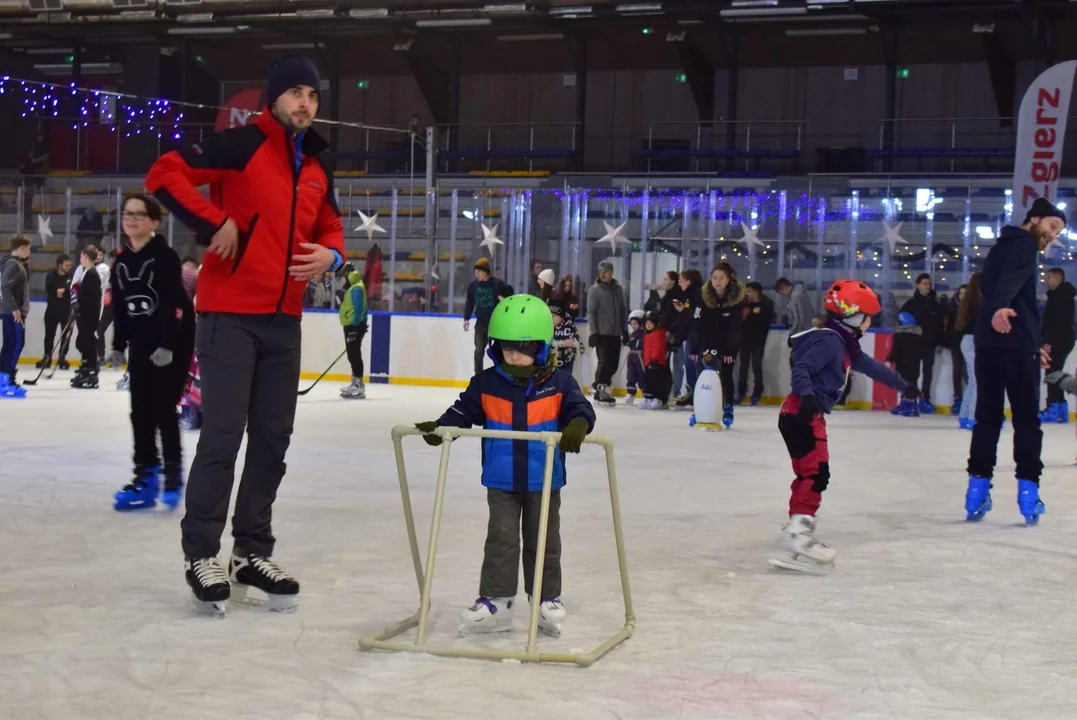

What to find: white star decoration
left=353, top=211, right=386, bottom=241
left=37, top=215, right=53, bottom=245
left=879, top=220, right=908, bottom=255
left=596, top=221, right=631, bottom=250
left=738, top=222, right=766, bottom=251
left=478, top=223, right=503, bottom=254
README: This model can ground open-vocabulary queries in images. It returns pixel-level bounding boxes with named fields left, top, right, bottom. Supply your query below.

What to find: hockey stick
left=22, top=318, right=74, bottom=386
left=297, top=348, right=348, bottom=396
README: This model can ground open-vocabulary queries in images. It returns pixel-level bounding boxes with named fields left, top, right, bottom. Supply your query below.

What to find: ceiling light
left=393, top=39, right=413, bottom=50
left=25, top=47, right=72, bottom=54
left=550, top=5, right=590, bottom=14
left=720, top=7, right=807, bottom=17
left=415, top=18, right=492, bottom=27
left=117, top=9, right=157, bottom=19
left=176, top=12, right=213, bottom=22
left=262, top=42, right=323, bottom=49
left=348, top=8, right=388, bottom=18
left=483, top=3, right=527, bottom=11
left=166, top=26, right=236, bottom=34
left=786, top=27, right=866, bottom=36
left=616, top=3, right=661, bottom=11
left=295, top=8, right=336, bottom=18
left=731, top=0, right=778, bottom=5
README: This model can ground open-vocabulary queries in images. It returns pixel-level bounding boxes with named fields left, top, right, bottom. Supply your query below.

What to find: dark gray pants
left=473, top=323, right=489, bottom=375
left=181, top=313, right=302, bottom=559
left=479, top=488, right=562, bottom=600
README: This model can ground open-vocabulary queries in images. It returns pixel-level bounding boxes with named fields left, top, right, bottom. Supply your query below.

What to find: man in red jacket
left=146, top=55, right=344, bottom=615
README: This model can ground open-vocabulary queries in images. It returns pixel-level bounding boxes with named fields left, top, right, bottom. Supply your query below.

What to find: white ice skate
left=769, top=514, right=837, bottom=575
left=459, top=596, right=514, bottom=635
left=529, top=596, right=566, bottom=638
left=340, top=377, right=366, bottom=399
left=624, top=392, right=636, bottom=406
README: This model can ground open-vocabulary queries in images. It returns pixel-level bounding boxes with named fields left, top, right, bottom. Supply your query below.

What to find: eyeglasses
left=122, top=211, right=150, bottom=220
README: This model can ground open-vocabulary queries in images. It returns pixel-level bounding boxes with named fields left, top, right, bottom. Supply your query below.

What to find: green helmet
left=487, top=295, right=554, bottom=344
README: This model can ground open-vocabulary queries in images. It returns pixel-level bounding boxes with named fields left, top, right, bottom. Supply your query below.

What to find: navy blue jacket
left=975, top=225, right=1043, bottom=354
left=790, top=321, right=908, bottom=413
left=436, top=365, right=596, bottom=493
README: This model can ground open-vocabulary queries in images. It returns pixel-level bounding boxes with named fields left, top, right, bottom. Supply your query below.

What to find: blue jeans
left=671, top=346, right=685, bottom=397
left=0, top=313, right=25, bottom=375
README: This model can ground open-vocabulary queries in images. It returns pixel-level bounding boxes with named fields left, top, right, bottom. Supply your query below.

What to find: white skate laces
left=249, top=556, right=291, bottom=583
left=190, top=557, right=228, bottom=588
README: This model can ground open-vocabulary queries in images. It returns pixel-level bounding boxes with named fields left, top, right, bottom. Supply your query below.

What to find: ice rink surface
left=4, top=369, right=1077, bottom=720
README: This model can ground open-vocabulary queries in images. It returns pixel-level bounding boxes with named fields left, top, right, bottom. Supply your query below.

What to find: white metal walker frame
left=358, top=425, right=636, bottom=666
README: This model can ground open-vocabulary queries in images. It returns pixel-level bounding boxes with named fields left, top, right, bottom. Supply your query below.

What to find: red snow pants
left=778, top=393, right=830, bottom=517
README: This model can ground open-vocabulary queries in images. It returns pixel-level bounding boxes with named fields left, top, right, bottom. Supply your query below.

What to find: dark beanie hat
left=266, top=55, right=321, bottom=106
left=1025, top=197, right=1067, bottom=227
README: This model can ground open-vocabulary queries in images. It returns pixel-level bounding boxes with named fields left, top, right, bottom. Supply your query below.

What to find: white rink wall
left=16, top=299, right=1077, bottom=414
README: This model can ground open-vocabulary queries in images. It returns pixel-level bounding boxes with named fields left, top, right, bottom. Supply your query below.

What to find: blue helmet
left=897, top=312, right=916, bottom=326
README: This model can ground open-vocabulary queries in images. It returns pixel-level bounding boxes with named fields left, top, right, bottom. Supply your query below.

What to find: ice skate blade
left=113, top=500, right=156, bottom=511
left=458, top=622, right=513, bottom=637
left=230, top=582, right=299, bottom=612
left=538, top=623, right=562, bottom=639
left=768, top=556, right=834, bottom=575
left=191, top=595, right=227, bottom=617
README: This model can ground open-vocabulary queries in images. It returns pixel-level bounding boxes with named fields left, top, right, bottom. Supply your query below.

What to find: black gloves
left=415, top=420, right=443, bottom=447
left=797, top=395, right=820, bottom=424
left=559, top=417, right=589, bottom=454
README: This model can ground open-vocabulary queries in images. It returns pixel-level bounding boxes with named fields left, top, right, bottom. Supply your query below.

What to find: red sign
left=214, top=88, right=264, bottom=131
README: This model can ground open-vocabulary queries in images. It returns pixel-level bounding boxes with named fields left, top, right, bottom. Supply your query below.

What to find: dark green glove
left=415, top=420, right=443, bottom=447
left=559, top=417, right=589, bottom=454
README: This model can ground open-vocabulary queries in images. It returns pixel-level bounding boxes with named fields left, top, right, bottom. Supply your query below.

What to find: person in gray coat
left=586, top=261, right=627, bottom=404
left=0, top=235, right=32, bottom=391
left=776, top=278, right=816, bottom=334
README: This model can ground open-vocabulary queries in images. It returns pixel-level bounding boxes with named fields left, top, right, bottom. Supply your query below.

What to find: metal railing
left=359, top=425, right=634, bottom=666
left=436, top=121, right=580, bottom=172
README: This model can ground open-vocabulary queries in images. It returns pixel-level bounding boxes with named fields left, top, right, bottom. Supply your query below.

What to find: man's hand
left=56, top=288, right=64, bottom=298
left=289, top=243, right=336, bottom=282
left=463, top=320, right=470, bottom=332
left=208, top=218, right=239, bottom=261
left=1040, top=346, right=1052, bottom=370
left=12, top=310, right=21, bottom=325
left=992, top=308, right=1017, bottom=334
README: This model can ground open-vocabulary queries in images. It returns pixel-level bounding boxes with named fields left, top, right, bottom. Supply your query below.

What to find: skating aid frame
left=358, top=426, right=635, bottom=666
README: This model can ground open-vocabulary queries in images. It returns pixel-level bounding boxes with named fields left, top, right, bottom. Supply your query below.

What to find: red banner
left=214, top=88, right=264, bottom=131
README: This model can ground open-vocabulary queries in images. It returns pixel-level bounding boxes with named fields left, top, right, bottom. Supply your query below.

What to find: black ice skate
left=185, top=556, right=230, bottom=616
left=229, top=552, right=299, bottom=612
left=71, top=367, right=98, bottom=389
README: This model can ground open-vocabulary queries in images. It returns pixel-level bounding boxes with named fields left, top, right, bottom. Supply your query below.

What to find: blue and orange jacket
left=436, top=365, right=596, bottom=493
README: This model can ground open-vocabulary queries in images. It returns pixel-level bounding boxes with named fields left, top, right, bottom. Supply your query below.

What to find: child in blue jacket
left=774, top=280, right=908, bottom=574
left=416, top=295, right=596, bottom=638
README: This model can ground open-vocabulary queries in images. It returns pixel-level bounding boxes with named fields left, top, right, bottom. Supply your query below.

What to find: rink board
left=14, top=300, right=1077, bottom=416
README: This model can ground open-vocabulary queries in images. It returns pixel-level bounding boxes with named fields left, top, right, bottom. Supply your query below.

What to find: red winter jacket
left=145, top=109, right=345, bottom=316
left=642, top=327, right=668, bottom=366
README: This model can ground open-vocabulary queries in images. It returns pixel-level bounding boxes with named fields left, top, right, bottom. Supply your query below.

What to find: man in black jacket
left=1040, top=267, right=1075, bottom=423
left=900, top=273, right=943, bottom=413
left=964, top=197, right=1064, bottom=527
left=737, top=281, right=774, bottom=405
left=38, top=253, right=72, bottom=369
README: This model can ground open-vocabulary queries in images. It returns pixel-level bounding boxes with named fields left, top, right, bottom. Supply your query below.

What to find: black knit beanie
left=1025, top=197, right=1067, bottom=227
left=266, top=55, right=321, bottom=106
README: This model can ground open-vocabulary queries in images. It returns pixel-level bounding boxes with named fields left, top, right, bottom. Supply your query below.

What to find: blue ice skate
left=951, top=395, right=962, bottom=416
left=178, top=405, right=202, bottom=431
left=965, top=476, right=993, bottom=522
left=722, top=404, right=734, bottom=429
left=114, top=467, right=159, bottom=511
left=890, top=399, right=919, bottom=417
left=1017, top=479, right=1045, bottom=526
left=918, top=398, right=935, bottom=415
left=1038, top=404, right=1059, bottom=423
left=750, top=393, right=762, bottom=407
left=958, top=417, right=977, bottom=431
left=0, top=372, right=26, bottom=399
left=1041, top=402, right=1070, bottom=424
left=161, top=465, right=184, bottom=510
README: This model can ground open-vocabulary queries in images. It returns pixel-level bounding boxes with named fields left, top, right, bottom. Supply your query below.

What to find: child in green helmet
left=415, top=294, right=596, bottom=638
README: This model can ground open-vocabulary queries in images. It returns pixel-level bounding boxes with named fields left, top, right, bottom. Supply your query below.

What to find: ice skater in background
left=773, top=280, right=909, bottom=574
left=550, top=302, right=580, bottom=377
left=623, top=309, right=645, bottom=404
left=887, top=311, right=927, bottom=417
left=108, top=195, right=196, bottom=511
left=338, top=264, right=368, bottom=399
left=414, top=295, right=595, bottom=638
left=71, top=246, right=103, bottom=390
left=639, top=311, right=670, bottom=409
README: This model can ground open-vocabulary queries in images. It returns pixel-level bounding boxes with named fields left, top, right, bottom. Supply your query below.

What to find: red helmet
left=824, top=279, right=880, bottom=318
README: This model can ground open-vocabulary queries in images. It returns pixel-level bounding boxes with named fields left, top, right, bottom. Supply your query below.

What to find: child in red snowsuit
left=641, top=311, right=670, bottom=409
left=773, top=280, right=908, bottom=574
